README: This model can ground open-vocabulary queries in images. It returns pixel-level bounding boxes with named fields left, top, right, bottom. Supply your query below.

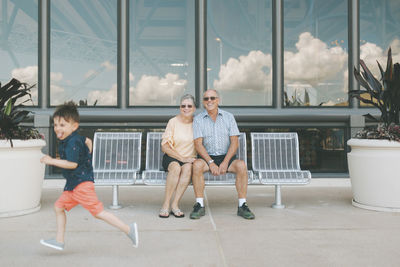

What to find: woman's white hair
left=180, top=94, right=195, bottom=104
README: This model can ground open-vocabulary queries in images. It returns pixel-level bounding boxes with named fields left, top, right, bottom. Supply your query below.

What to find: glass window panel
left=129, top=0, right=195, bottom=106
left=0, top=0, right=38, bottom=105
left=284, top=0, right=348, bottom=107
left=50, top=0, right=117, bottom=106
left=360, top=0, right=400, bottom=106
left=207, top=0, right=272, bottom=106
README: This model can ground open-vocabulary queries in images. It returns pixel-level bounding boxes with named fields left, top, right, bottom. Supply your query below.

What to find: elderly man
left=190, top=89, right=255, bottom=220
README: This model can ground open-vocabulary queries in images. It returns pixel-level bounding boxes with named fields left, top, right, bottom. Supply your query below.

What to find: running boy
left=40, top=101, right=138, bottom=250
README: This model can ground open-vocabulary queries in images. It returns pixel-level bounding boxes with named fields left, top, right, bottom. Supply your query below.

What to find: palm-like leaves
left=350, top=47, right=400, bottom=126
left=0, top=78, right=38, bottom=146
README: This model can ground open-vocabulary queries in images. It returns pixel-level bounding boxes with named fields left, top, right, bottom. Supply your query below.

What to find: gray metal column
left=34, top=114, right=51, bottom=175
left=198, top=0, right=207, bottom=100
left=273, top=0, right=283, bottom=109
left=118, top=0, right=129, bottom=109
left=349, top=0, right=360, bottom=109
left=350, top=115, right=365, bottom=139
left=38, top=0, right=50, bottom=108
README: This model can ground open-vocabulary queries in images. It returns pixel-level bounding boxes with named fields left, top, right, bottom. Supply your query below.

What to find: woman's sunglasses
left=180, top=104, right=193, bottom=108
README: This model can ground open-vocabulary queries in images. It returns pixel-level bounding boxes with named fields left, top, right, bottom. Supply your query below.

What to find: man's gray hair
left=180, top=94, right=195, bottom=104
left=204, top=89, right=219, bottom=97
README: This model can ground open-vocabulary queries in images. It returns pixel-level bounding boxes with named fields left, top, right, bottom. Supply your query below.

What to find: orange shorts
left=55, top=181, right=104, bottom=216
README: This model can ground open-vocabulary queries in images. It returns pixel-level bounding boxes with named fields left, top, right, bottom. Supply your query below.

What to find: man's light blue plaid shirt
left=193, top=108, right=240, bottom=156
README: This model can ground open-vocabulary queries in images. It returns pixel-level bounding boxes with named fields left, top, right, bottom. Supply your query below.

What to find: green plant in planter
left=0, top=78, right=41, bottom=146
left=350, top=47, right=400, bottom=141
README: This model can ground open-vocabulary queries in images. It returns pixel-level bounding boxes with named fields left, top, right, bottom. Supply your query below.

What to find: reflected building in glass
left=1, top=0, right=399, bottom=177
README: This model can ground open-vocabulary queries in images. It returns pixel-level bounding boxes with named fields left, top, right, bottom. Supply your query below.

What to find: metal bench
left=142, top=132, right=254, bottom=185
left=251, top=132, right=311, bottom=209
left=92, top=132, right=142, bottom=209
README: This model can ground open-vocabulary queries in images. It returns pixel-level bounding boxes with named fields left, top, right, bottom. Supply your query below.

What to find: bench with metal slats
left=142, top=132, right=254, bottom=185
left=251, top=132, right=311, bottom=208
left=92, top=132, right=142, bottom=209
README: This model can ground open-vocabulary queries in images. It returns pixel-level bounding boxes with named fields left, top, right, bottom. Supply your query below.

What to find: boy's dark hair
left=53, top=101, right=80, bottom=123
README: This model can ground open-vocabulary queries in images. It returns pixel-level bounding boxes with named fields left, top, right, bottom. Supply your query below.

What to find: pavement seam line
left=204, top=191, right=228, bottom=267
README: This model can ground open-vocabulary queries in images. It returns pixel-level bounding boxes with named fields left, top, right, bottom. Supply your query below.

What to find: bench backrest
left=145, top=132, right=164, bottom=170
left=251, top=132, right=301, bottom=171
left=93, top=132, right=142, bottom=173
left=145, top=132, right=248, bottom=171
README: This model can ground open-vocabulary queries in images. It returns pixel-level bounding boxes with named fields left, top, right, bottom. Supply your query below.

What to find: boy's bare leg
left=95, top=210, right=139, bottom=247
left=55, top=206, right=66, bottom=243
left=95, top=210, right=130, bottom=234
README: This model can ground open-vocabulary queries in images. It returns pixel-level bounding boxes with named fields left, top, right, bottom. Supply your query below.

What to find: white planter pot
left=347, top=138, right=400, bottom=212
left=0, top=139, right=46, bottom=217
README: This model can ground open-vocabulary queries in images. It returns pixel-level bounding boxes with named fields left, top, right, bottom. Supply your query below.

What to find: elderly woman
left=159, top=94, right=196, bottom=218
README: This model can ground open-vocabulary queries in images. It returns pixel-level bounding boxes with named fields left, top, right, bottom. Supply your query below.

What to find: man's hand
left=209, top=162, right=220, bottom=176
left=218, top=161, right=229, bottom=175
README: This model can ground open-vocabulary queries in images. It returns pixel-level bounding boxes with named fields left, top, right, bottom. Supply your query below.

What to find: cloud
left=213, top=50, right=272, bottom=91
left=49, top=85, right=66, bottom=106
left=130, top=73, right=187, bottom=105
left=101, top=61, right=116, bottom=71
left=213, top=32, right=348, bottom=93
left=11, top=66, right=38, bottom=105
left=84, top=69, right=97, bottom=79
left=284, top=32, right=347, bottom=87
left=11, top=65, right=65, bottom=105
left=87, top=84, right=117, bottom=105
left=84, top=61, right=115, bottom=80
left=11, top=65, right=38, bottom=85
left=50, top=72, right=63, bottom=82
left=86, top=73, right=187, bottom=105
left=360, top=39, right=400, bottom=77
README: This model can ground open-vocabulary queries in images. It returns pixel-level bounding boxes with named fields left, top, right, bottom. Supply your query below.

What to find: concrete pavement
left=1, top=179, right=400, bottom=267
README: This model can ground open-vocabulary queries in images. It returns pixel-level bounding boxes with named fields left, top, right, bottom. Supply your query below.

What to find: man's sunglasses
left=180, top=104, right=193, bottom=108
left=203, top=96, right=218, bottom=101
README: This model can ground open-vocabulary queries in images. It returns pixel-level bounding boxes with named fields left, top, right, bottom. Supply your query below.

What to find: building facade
left=1, top=0, right=399, bottom=178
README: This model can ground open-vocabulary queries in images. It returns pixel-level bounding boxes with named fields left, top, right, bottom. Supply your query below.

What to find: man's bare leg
left=228, top=159, right=255, bottom=219
left=190, top=159, right=208, bottom=219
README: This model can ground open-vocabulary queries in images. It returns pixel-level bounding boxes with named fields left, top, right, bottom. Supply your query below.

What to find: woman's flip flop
left=159, top=208, right=170, bottom=218
left=171, top=208, right=184, bottom=218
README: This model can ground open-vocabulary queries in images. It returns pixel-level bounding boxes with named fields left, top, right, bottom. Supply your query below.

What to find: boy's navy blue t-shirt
left=58, top=130, right=94, bottom=191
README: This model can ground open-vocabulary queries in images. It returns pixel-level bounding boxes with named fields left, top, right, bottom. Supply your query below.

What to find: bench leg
left=272, top=185, right=285, bottom=209
left=109, top=185, right=122, bottom=209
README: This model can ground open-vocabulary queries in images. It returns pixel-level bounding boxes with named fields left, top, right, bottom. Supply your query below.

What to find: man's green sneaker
left=190, top=202, right=205, bottom=219
left=237, top=203, right=255, bottom=219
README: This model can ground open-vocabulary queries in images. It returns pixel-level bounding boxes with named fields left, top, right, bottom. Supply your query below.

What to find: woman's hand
left=181, top=157, right=196, bottom=163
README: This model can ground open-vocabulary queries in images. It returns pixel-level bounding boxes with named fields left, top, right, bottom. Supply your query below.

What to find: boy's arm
left=40, top=155, right=78, bottom=169
left=85, top=138, right=93, bottom=153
